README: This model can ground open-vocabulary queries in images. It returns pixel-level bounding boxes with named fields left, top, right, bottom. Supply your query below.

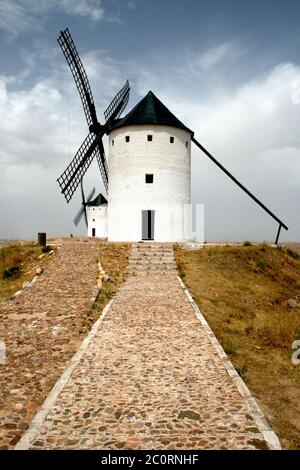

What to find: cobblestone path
left=0, top=240, right=100, bottom=449
left=18, top=244, right=279, bottom=450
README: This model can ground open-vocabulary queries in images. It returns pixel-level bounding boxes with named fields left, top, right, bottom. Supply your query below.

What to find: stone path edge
left=177, top=276, right=281, bottom=450
left=14, top=298, right=114, bottom=450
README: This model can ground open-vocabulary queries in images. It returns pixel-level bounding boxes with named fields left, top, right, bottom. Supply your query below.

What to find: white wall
left=107, top=125, right=192, bottom=241
left=87, top=204, right=108, bottom=238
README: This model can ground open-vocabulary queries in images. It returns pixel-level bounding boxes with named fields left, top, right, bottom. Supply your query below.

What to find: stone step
left=128, top=265, right=176, bottom=272
left=129, top=272, right=177, bottom=276
left=128, top=259, right=175, bottom=266
left=130, top=253, right=174, bottom=257
left=131, top=243, right=173, bottom=247
left=131, top=245, right=173, bottom=249
left=131, top=252, right=174, bottom=255
left=131, top=248, right=173, bottom=255
left=131, top=257, right=174, bottom=260
left=129, top=271, right=177, bottom=276
left=128, top=243, right=177, bottom=277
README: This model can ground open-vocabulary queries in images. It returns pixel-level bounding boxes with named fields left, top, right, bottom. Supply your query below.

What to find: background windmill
left=73, top=182, right=95, bottom=228
left=57, top=28, right=130, bottom=223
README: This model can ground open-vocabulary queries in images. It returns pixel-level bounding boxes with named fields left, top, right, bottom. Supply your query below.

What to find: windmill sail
left=58, top=28, right=98, bottom=130
left=57, top=133, right=100, bottom=203
left=104, top=80, right=130, bottom=127
left=57, top=28, right=130, bottom=205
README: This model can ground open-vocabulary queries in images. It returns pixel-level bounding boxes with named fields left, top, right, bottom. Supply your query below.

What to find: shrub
left=105, top=290, right=114, bottom=299
left=256, top=258, right=265, bottom=269
left=222, top=339, right=237, bottom=355
left=42, top=245, right=53, bottom=253
left=236, top=365, right=247, bottom=378
left=239, top=284, right=249, bottom=292
left=286, top=248, right=300, bottom=260
left=229, top=311, right=244, bottom=320
left=3, top=266, right=21, bottom=279
left=243, top=241, right=252, bottom=246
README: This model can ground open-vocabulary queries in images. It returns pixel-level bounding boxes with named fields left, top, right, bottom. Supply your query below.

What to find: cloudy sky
left=0, top=0, right=299, bottom=242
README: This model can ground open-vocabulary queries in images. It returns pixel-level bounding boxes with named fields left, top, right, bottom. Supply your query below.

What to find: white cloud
left=127, top=0, right=136, bottom=10
left=196, top=42, right=236, bottom=69
left=0, top=0, right=106, bottom=38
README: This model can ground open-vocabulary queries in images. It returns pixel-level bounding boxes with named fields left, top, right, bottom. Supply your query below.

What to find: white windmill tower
left=57, top=28, right=288, bottom=244
left=106, top=91, right=193, bottom=241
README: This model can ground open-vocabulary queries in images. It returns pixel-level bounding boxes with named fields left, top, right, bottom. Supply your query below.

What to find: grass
left=174, top=243, right=300, bottom=450
left=0, top=243, right=54, bottom=301
left=79, top=242, right=131, bottom=333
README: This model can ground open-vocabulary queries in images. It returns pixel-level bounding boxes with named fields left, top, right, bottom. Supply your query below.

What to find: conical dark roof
left=111, top=91, right=193, bottom=134
left=87, top=193, right=108, bottom=206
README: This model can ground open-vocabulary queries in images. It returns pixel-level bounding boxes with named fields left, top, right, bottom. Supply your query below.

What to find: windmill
left=57, top=28, right=288, bottom=244
left=56, top=28, right=130, bottom=223
left=73, top=182, right=95, bottom=227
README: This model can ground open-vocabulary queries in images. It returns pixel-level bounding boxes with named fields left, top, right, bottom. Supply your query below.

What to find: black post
left=38, top=233, right=47, bottom=247
left=275, top=224, right=282, bottom=245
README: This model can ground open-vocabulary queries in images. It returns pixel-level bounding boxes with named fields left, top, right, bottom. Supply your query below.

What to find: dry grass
left=0, top=243, right=54, bottom=301
left=175, top=243, right=300, bottom=450
left=81, top=242, right=131, bottom=331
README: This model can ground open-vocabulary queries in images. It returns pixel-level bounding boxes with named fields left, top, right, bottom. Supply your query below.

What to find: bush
left=256, top=258, right=265, bottom=269
left=42, top=245, right=53, bottom=253
left=286, top=248, right=300, bottom=260
left=236, top=365, right=247, bottom=378
left=3, top=266, right=21, bottom=279
left=222, top=339, right=237, bottom=355
left=243, top=241, right=252, bottom=246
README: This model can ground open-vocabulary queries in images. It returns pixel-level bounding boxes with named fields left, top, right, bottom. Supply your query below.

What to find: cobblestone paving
left=23, top=245, right=274, bottom=450
left=0, top=240, right=100, bottom=449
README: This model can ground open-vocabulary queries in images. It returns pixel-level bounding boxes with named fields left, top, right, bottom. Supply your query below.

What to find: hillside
left=175, top=244, right=300, bottom=449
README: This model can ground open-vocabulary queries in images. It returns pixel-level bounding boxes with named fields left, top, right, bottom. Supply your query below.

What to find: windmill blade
left=80, top=181, right=96, bottom=226
left=86, top=187, right=96, bottom=203
left=192, top=136, right=288, bottom=243
left=73, top=184, right=95, bottom=227
left=73, top=205, right=86, bottom=227
left=58, top=28, right=98, bottom=130
left=57, top=133, right=100, bottom=203
left=95, top=140, right=109, bottom=192
left=80, top=179, right=88, bottom=227
left=83, top=186, right=96, bottom=227
left=104, top=80, right=130, bottom=128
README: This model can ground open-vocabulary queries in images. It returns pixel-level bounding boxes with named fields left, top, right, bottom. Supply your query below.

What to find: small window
left=125, top=136, right=130, bottom=142
left=112, top=139, right=114, bottom=146
left=186, top=141, right=188, bottom=148
left=145, top=174, right=154, bottom=184
left=147, top=135, right=153, bottom=142
left=170, top=136, right=174, bottom=143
